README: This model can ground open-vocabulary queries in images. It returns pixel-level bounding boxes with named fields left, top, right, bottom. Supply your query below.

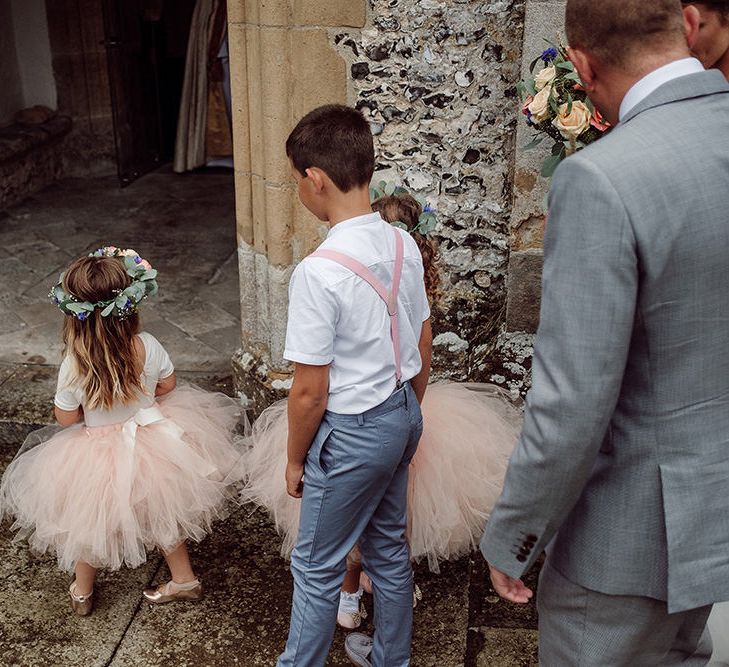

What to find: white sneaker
left=337, top=587, right=367, bottom=629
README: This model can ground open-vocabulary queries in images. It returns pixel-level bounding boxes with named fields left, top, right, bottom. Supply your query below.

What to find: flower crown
left=49, top=247, right=158, bottom=321
left=369, top=181, right=438, bottom=235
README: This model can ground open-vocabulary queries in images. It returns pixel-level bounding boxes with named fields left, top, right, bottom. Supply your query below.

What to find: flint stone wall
left=333, top=0, right=526, bottom=385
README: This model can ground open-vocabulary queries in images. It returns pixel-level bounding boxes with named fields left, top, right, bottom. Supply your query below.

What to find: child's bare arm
left=286, top=362, right=330, bottom=498
left=55, top=406, right=83, bottom=426
left=410, top=318, right=432, bottom=403
left=155, top=373, right=177, bottom=397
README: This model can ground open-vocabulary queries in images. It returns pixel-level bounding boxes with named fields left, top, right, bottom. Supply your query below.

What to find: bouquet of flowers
left=518, top=44, right=610, bottom=178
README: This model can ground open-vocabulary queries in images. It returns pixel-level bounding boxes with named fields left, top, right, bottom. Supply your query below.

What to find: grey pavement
left=0, top=167, right=241, bottom=373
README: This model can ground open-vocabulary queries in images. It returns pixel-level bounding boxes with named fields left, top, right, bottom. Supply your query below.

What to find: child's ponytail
left=372, top=194, right=442, bottom=306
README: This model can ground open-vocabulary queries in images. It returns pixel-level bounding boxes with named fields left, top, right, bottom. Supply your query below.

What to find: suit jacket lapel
left=621, top=69, right=729, bottom=125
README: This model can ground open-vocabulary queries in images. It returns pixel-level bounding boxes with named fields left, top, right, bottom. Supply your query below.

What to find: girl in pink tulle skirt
left=240, top=193, right=522, bottom=628
left=0, top=248, right=244, bottom=616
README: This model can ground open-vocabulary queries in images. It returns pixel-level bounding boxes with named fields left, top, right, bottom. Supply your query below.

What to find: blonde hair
left=372, top=194, right=442, bottom=306
left=61, top=256, right=145, bottom=410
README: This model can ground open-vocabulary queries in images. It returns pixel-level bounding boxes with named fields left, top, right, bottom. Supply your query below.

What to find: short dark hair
left=681, top=0, right=729, bottom=20
left=286, top=104, right=375, bottom=193
left=566, top=0, right=686, bottom=67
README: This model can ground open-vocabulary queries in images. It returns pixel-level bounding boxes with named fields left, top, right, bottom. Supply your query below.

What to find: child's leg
left=360, top=385, right=423, bottom=666
left=163, top=541, right=197, bottom=583
left=278, top=415, right=403, bottom=667
left=74, top=561, right=97, bottom=595
left=342, top=546, right=363, bottom=594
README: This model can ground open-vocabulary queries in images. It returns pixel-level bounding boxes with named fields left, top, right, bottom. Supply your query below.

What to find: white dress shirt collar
left=619, top=57, right=705, bottom=121
left=327, top=212, right=383, bottom=239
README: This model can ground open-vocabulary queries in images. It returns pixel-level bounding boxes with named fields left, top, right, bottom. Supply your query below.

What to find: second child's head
left=60, top=255, right=146, bottom=410
left=286, top=105, right=374, bottom=221
left=372, top=194, right=441, bottom=306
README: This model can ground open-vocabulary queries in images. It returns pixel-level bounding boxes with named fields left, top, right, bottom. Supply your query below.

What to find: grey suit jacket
left=481, top=70, right=729, bottom=613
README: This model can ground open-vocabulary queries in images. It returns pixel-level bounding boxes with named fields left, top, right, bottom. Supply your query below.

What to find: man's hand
left=286, top=461, right=305, bottom=498
left=488, top=564, right=534, bottom=604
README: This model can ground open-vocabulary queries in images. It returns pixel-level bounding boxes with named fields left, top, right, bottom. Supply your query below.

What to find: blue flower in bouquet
left=77, top=312, right=88, bottom=321
left=541, top=47, right=558, bottom=63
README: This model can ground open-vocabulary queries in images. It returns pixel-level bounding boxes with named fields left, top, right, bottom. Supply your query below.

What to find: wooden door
left=101, top=0, right=163, bottom=186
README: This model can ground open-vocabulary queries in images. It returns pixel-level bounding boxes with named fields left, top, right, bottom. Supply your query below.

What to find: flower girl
left=0, top=247, right=243, bottom=615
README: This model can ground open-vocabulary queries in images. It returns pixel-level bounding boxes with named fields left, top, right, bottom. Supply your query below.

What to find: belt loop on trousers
left=357, top=413, right=365, bottom=426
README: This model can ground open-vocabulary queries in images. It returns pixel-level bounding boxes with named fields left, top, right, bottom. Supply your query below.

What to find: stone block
left=292, top=0, right=367, bottom=28
left=506, top=249, right=543, bottom=333
left=259, top=27, right=294, bottom=183
left=250, top=173, right=267, bottom=255
left=234, top=171, right=254, bottom=245
left=228, top=24, right=252, bottom=173
left=257, top=0, right=290, bottom=26
left=290, top=29, right=348, bottom=120
left=510, top=0, right=567, bottom=230
left=263, top=183, right=294, bottom=266
left=243, top=26, right=265, bottom=172
left=226, top=0, right=246, bottom=25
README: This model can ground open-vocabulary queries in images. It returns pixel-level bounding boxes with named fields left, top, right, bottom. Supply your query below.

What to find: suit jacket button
left=516, top=554, right=527, bottom=562
left=519, top=547, right=530, bottom=556
left=526, top=534, right=537, bottom=542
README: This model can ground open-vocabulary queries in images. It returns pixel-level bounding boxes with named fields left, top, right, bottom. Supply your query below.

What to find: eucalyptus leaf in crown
left=49, top=246, right=158, bottom=321
left=369, top=180, right=438, bottom=235
left=518, top=42, right=611, bottom=178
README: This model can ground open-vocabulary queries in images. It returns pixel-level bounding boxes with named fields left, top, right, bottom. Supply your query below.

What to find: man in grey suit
left=480, top=0, right=729, bottom=663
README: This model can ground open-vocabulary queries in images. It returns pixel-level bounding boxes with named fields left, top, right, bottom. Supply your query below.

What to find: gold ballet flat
left=69, top=582, right=94, bottom=617
left=142, top=579, right=203, bottom=604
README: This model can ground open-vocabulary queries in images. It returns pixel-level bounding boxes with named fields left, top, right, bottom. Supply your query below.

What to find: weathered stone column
left=505, top=0, right=565, bottom=334
left=227, top=0, right=367, bottom=411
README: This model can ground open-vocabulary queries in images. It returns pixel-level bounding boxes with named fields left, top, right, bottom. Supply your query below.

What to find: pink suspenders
left=310, top=227, right=405, bottom=387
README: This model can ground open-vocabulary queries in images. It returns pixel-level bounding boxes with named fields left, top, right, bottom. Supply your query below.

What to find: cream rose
left=552, top=100, right=591, bottom=140
left=534, top=65, right=556, bottom=91
left=527, top=85, right=553, bottom=123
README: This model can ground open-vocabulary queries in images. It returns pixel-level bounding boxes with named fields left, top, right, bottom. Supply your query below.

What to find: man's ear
left=682, top=4, right=701, bottom=49
left=567, top=46, right=596, bottom=92
left=305, top=167, right=326, bottom=193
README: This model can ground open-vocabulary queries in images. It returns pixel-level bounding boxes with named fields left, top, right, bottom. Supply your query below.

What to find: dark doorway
left=101, top=0, right=196, bottom=186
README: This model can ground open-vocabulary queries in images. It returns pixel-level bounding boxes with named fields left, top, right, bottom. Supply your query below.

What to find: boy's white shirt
left=284, top=212, right=430, bottom=414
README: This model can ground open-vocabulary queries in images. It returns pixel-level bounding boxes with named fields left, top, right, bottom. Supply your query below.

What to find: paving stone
left=475, top=628, right=539, bottom=666
left=0, top=323, right=64, bottom=366
left=0, top=170, right=239, bottom=373
left=0, top=308, right=28, bottom=335
left=195, top=324, right=242, bottom=356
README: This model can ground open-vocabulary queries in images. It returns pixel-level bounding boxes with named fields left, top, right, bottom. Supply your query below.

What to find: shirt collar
left=326, top=212, right=383, bottom=238
left=619, top=57, right=705, bottom=121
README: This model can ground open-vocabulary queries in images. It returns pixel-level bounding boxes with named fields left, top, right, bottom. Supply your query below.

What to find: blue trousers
left=277, top=383, right=423, bottom=667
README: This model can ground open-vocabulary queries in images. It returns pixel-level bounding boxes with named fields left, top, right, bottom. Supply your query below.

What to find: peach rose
left=534, top=65, right=556, bottom=91
left=140, top=259, right=152, bottom=270
left=527, top=86, right=553, bottom=123
left=552, top=100, right=591, bottom=140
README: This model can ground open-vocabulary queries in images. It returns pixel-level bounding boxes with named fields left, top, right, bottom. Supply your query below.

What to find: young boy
left=277, top=104, right=432, bottom=667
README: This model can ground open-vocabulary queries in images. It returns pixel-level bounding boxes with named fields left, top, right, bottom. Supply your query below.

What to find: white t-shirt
left=284, top=212, right=430, bottom=414
left=54, top=331, right=174, bottom=427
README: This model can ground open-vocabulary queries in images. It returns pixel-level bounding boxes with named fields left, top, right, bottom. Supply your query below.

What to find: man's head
left=286, top=105, right=374, bottom=221
left=682, top=2, right=729, bottom=75
left=565, top=0, right=695, bottom=123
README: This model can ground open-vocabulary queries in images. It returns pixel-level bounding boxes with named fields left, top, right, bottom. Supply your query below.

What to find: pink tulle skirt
left=0, top=386, right=244, bottom=572
left=240, top=382, right=522, bottom=571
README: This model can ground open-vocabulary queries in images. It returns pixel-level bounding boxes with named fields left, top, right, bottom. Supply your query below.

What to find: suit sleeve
left=480, top=154, right=638, bottom=578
